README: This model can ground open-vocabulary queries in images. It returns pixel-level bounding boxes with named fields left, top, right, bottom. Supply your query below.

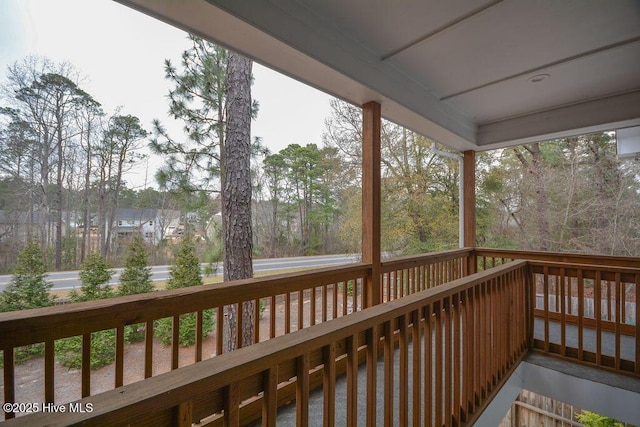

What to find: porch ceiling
left=118, top=0, right=640, bottom=152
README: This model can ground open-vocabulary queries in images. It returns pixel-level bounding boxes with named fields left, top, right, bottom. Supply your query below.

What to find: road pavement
left=0, top=254, right=360, bottom=292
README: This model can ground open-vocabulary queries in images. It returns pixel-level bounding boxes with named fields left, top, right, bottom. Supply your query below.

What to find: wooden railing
left=380, top=248, right=471, bottom=302
left=3, top=261, right=531, bottom=426
left=475, top=247, right=640, bottom=269
left=475, top=248, right=639, bottom=375
left=0, top=263, right=369, bottom=419
left=1, top=248, right=637, bottom=425
left=0, top=249, right=472, bottom=421
left=529, top=261, right=639, bottom=375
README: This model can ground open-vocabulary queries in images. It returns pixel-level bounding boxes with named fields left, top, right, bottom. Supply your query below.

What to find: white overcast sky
left=0, top=0, right=335, bottom=188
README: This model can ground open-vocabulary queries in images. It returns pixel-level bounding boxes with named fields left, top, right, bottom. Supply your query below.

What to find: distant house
left=93, top=208, right=182, bottom=246
left=0, top=210, right=56, bottom=243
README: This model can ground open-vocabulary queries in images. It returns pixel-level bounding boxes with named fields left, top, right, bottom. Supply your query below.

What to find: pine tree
left=0, top=242, right=55, bottom=312
left=56, top=252, right=116, bottom=369
left=156, top=234, right=213, bottom=346
left=70, top=252, right=113, bottom=302
left=118, top=233, right=153, bottom=296
left=0, top=242, right=55, bottom=363
left=167, top=233, right=202, bottom=289
left=117, top=233, right=154, bottom=342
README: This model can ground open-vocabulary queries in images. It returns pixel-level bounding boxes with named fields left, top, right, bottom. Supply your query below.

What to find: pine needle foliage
left=156, top=234, right=213, bottom=347
left=0, top=242, right=55, bottom=364
left=167, top=233, right=202, bottom=289
left=118, top=233, right=153, bottom=296
left=70, top=252, right=113, bottom=302
left=0, top=242, right=54, bottom=312
left=117, top=233, right=154, bottom=342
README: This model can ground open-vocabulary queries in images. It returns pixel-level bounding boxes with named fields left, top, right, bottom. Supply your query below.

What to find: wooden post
left=463, top=150, right=476, bottom=274
left=362, top=101, right=381, bottom=308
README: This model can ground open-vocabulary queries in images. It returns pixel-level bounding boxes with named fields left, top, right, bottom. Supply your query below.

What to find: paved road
left=0, top=254, right=360, bottom=292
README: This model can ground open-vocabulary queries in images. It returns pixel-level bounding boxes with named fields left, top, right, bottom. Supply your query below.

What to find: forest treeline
left=1, top=52, right=639, bottom=274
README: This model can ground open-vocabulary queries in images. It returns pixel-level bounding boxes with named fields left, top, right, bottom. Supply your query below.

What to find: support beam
left=463, top=150, right=476, bottom=273
left=362, top=101, right=381, bottom=307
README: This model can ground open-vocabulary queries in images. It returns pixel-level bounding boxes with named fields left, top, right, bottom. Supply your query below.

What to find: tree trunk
left=55, top=110, right=64, bottom=270
left=222, top=51, right=254, bottom=352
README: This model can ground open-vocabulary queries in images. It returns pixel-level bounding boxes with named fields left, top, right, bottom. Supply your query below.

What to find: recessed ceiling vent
left=616, top=126, right=640, bottom=160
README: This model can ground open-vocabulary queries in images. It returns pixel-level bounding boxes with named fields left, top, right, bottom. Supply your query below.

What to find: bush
left=55, top=330, right=116, bottom=370
left=70, top=252, right=113, bottom=302
left=155, top=234, right=214, bottom=346
left=155, top=310, right=215, bottom=347
left=0, top=242, right=55, bottom=312
left=118, top=233, right=153, bottom=296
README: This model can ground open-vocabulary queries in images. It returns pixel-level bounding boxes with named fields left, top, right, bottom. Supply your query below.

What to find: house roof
left=115, top=208, right=158, bottom=221
left=119, top=0, right=640, bottom=152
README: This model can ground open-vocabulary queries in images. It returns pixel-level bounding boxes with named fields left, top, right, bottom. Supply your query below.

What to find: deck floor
left=247, top=317, right=637, bottom=426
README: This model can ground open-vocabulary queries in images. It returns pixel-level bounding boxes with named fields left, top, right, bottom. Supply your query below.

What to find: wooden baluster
left=237, top=303, right=243, bottom=350
left=322, top=286, right=328, bottom=323
left=595, top=270, right=602, bottom=366
left=383, top=320, right=393, bottom=427
left=115, top=325, right=124, bottom=387
left=607, top=278, right=612, bottom=322
left=217, top=307, right=224, bottom=355
left=323, top=342, right=336, bottom=427
left=223, top=383, right=240, bottom=426
left=346, top=334, right=358, bottom=427
left=366, top=326, right=378, bottom=426
left=310, top=288, right=317, bottom=326
left=342, top=281, right=348, bottom=316
left=635, top=274, right=640, bottom=375
left=285, top=293, right=291, bottom=333
left=578, top=270, right=584, bottom=360
left=145, top=320, right=153, bottom=378
left=411, top=309, right=421, bottom=426
left=444, top=297, right=452, bottom=425
left=543, top=266, right=550, bottom=353
left=453, top=293, right=461, bottom=425
left=196, top=311, right=203, bottom=361
left=270, top=296, right=276, bottom=338
left=172, top=315, right=180, bottom=370
left=45, top=340, right=55, bottom=403
left=82, top=333, right=91, bottom=397
left=615, top=273, right=622, bottom=371
left=298, top=290, right=304, bottom=330
left=296, top=353, right=310, bottom=427
left=254, top=300, right=260, bottom=344
left=399, top=314, right=408, bottom=427
left=3, top=348, right=15, bottom=420
left=332, top=283, right=338, bottom=320
left=175, top=400, right=193, bottom=427
left=263, top=367, right=278, bottom=427
left=424, top=305, right=433, bottom=427
left=560, top=268, right=566, bottom=357
left=435, top=300, right=443, bottom=427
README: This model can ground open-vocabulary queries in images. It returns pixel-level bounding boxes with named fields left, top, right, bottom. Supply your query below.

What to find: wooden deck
left=0, top=249, right=638, bottom=425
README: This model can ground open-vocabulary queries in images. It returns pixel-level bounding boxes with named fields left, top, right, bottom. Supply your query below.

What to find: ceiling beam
left=476, top=90, right=640, bottom=149
left=380, top=0, right=504, bottom=61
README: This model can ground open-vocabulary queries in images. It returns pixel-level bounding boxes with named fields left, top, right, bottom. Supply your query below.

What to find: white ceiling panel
left=119, top=0, right=640, bottom=151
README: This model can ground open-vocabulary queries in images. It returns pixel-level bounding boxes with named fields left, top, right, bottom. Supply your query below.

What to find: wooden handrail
left=474, top=247, right=640, bottom=268
left=4, top=261, right=530, bottom=426
left=0, top=263, right=370, bottom=349
left=380, top=247, right=472, bottom=272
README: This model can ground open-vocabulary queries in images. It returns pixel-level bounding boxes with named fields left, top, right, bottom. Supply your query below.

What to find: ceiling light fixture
left=528, top=73, right=550, bottom=83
